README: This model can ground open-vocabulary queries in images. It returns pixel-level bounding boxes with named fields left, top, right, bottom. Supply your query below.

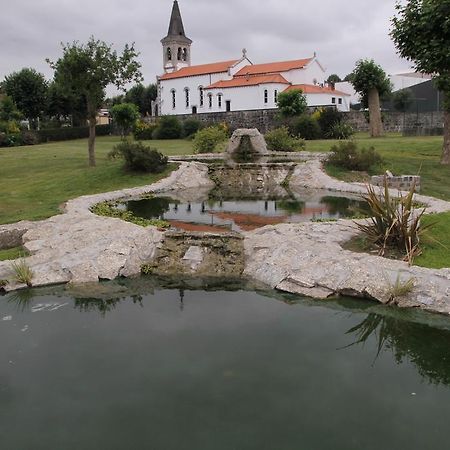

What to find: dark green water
left=1, top=279, right=450, bottom=450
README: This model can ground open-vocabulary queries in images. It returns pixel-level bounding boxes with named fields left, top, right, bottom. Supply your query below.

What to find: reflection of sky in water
left=126, top=195, right=367, bottom=232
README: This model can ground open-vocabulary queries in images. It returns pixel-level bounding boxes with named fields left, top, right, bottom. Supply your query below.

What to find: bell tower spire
left=161, top=1, right=192, bottom=73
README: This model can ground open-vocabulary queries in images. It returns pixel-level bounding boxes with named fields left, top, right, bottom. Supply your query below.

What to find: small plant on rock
left=10, top=259, right=33, bottom=287
left=385, top=272, right=416, bottom=303
left=328, top=141, right=383, bottom=172
left=265, top=126, right=305, bottom=152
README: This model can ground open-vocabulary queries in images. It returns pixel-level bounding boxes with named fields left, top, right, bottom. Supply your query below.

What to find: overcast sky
left=1, top=0, right=413, bottom=91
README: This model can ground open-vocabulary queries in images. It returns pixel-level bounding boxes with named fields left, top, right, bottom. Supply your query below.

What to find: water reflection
left=346, top=313, right=450, bottom=386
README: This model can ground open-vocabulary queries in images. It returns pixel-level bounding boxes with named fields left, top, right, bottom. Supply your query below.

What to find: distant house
left=156, top=1, right=351, bottom=116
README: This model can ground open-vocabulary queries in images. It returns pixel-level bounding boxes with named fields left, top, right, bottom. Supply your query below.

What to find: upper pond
left=1, top=277, right=450, bottom=450
left=125, top=190, right=369, bottom=232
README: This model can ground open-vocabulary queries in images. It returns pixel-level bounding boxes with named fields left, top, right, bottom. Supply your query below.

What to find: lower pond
left=1, top=277, right=450, bottom=450
left=124, top=191, right=369, bottom=232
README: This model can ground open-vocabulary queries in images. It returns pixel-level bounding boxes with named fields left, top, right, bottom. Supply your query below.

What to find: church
left=157, top=1, right=350, bottom=116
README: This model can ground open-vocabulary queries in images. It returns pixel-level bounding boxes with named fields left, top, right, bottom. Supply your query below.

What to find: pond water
left=1, top=278, right=450, bottom=450
left=125, top=192, right=369, bottom=232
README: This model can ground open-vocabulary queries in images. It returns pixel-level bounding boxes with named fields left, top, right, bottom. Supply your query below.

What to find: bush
left=326, top=122, right=355, bottom=140
left=183, top=119, right=203, bottom=137
left=276, top=89, right=308, bottom=117
left=36, top=124, right=111, bottom=142
left=327, top=141, right=383, bottom=171
left=111, top=103, right=140, bottom=137
left=133, top=120, right=158, bottom=140
left=21, top=130, right=40, bottom=145
left=265, top=126, right=305, bottom=152
left=192, top=125, right=228, bottom=153
left=317, top=107, right=342, bottom=136
left=153, top=116, right=183, bottom=139
left=109, top=141, right=168, bottom=173
left=291, top=115, right=322, bottom=140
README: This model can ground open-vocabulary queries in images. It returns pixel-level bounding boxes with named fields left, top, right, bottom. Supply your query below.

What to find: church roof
left=285, top=84, right=351, bottom=96
left=206, top=74, right=290, bottom=89
left=161, top=1, right=192, bottom=44
left=235, top=58, right=314, bottom=77
left=160, top=60, right=239, bottom=80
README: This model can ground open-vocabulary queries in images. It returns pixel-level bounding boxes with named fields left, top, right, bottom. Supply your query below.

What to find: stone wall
left=166, top=109, right=444, bottom=134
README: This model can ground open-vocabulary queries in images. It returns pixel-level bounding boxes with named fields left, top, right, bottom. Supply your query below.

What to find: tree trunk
left=88, top=116, right=96, bottom=167
left=368, top=88, right=384, bottom=137
left=441, top=94, right=450, bottom=165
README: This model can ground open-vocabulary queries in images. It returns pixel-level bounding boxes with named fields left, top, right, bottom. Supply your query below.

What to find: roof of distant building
left=234, top=58, right=314, bottom=77
left=285, top=84, right=351, bottom=96
left=160, top=59, right=240, bottom=80
left=206, top=74, right=290, bottom=89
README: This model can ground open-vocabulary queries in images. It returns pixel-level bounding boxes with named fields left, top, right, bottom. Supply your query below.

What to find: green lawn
left=0, top=246, right=28, bottom=261
left=0, top=136, right=192, bottom=224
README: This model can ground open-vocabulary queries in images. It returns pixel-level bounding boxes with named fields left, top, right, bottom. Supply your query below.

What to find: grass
left=0, top=246, right=29, bottom=261
left=0, top=136, right=190, bottom=224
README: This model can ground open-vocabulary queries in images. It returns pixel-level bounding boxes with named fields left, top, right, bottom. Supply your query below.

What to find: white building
left=157, top=1, right=351, bottom=116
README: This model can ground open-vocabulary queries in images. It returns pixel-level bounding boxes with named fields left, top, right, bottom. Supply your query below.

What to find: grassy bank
left=0, top=136, right=189, bottom=224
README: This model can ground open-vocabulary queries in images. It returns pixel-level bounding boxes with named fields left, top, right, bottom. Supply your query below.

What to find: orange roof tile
left=160, top=60, right=239, bottom=80
left=235, top=58, right=313, bottom=77
left=206, top=74, right=290, bottom=89
left=285, top=84, right=351, bottom=96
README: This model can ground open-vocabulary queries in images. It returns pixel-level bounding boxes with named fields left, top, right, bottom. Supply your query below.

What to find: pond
left=125, top=190, right=369, bottom=232
left=1, top=277, right=450, bottom=450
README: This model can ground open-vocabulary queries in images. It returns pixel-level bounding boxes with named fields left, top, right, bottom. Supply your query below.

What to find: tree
left=124, top=83, right=157, bottom=115
left=2, top=68, right=48, bottom=128
left=351, top=59, right=392, bottom=137
left=327, top=74, right=342, bottom=85
left=392, top=89, right=414, bottom=113
left=391, top=0, right=450, bottom=165
left=0, top=96, right=23, bottom=122
left=47, top=37, right=142, bottom=167
left=276, top=89, right=308, bottom=117
left=111, top=103, right=140, bottom=137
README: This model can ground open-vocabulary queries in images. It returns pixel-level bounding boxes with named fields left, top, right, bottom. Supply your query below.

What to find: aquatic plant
left=10, top=259, right=34, bottom=287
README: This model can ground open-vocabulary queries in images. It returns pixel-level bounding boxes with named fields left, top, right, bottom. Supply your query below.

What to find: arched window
left=182, top=48, right=188, bottom=61
left=208, top=93, right=213, bottom=108
left=274, top=90, right=278, bottom=103
left=177, top=47, right=182, bottom=60
left=264, top=89, right=268, bottom=104
left=185, top=88, right=190, bottom=108
left=199, top=86, right=204, bottom=107
left=171, top=89, right=176, bottom=109
left=217, top=93, right=223, bottom=108
left=167, top=47, right=172, bottom=61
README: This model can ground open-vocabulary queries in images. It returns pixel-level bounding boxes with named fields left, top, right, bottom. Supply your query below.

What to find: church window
left=182, top=48, right=188, bottom=61
left=274, top=90, right=278, bottom=103
left=171, top=90, right=176, bottom=109
left=177, top=47, right=182, bottom=60
left=332, top=97, right=336, bottom=104
left=167, top=48, right=172, bottom=61
left=185, top=88, right=190, bottom=108
left=264, top=89, right=268, bottom=104
left=199, top=87, right=204, bottom=107
left=338, top=98, right=343, bottom=105
left=218, top=94, right=223, bottom=108
left=208, top=93, right=213, bottom=108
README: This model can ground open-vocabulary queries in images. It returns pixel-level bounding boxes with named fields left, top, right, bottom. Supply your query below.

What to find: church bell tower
left=161, top=1, right=192, bottom=73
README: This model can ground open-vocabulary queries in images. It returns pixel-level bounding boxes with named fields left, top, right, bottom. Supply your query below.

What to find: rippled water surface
left=1, top=278, right=450, bottom=450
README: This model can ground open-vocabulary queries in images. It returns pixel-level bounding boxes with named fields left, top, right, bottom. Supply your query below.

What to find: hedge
left=36, top=124, right=112, bottom=142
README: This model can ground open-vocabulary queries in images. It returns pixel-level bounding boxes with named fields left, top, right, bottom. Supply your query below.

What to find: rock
left=226, top=128, right=268, bottom=156
left=182, top=246, right=204, bottom=271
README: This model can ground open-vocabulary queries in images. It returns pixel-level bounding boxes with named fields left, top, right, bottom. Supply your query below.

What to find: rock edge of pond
left=1, top=159, right=450, bottom=315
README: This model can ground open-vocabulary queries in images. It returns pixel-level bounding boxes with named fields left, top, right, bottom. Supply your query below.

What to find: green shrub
left=317, top=107, right=342, bottom=136
left=109, top=141, right=168, bottom=173
left=153, top=116, right=182, bottom=139
left=276, top=89, right=308, bottom=117
left=265, top=126, right=305, bottom=152
left=183, top=118, right=203, bottom=137
left=192, top=125, right=228, bottom=153
left=111, top=102, right=140, bottom=137
left=37, top=124, right=111, bottom=142
left=291, top=115, right=322, bottom=140
left=328, top=141, right=383, bottom=171
left=21, top=130, right=40, bottom=145
left=133, top=120, right=158, bottom=140
left=326, top=122, right=355, bottom=140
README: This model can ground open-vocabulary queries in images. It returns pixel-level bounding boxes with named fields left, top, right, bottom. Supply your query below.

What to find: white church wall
left=304, top=93, right=350, bottom=112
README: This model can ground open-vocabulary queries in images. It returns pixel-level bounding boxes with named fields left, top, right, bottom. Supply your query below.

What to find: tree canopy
left=392, top=89, right=414, bottom=113
left=276, top=89, right=308, bottom=117
left=391, top=0, right=450, bottom=164
left=47, top=37, right=142, bottom=166
left=327, top=74, right=342, bottom=85
left=111, top=102, right=140, bottom=137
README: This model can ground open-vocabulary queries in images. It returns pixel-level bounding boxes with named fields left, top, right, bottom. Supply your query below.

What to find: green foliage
left=10, top=258, right=34, bottom=286
left=133, top=120, right=158, bottom=140
left=109, top=140, right=168, bottom=173
left=2, top=68, right=48, bottom=126
left=47, top=37, right=142, bottom=166
left=124, top=83, right=156, bottom=115
left=356, top=178, right=433, bottom=264
left=276, top=89, right=308, bottom=117
left=265, top=126, right=305, bottom=152
left=21, top=130, right=40, bottom=146
left=326, top=122, right=355, bottom=140
left=111, top=102, right=140, bottom=137
left=192, top=125, right=228, bottom=153
left=328, top=141, right=383, bottom=171
left=183, top=118, right=203, bottom=137
left=153, top=115, right=183, bottom=139
left=37, top=124, right=111, bottom=143
left=0, top=246, right=30, bottom=261
left=91, top=200, right=170, bottom=229
left=291, top=115, right=322, bottom=140
left=351, top=59, right=392, bottom=107
left=327, top=74, right=342, bottom=85
left=386, top=272, right=416, bottom=302
left=392, top=89, right=414, bottom=112
left=317, top=107, right=343, bottom=136
left=0, top=279, right=8, bottom=288
left=0, top=96, right=23, bottom=122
